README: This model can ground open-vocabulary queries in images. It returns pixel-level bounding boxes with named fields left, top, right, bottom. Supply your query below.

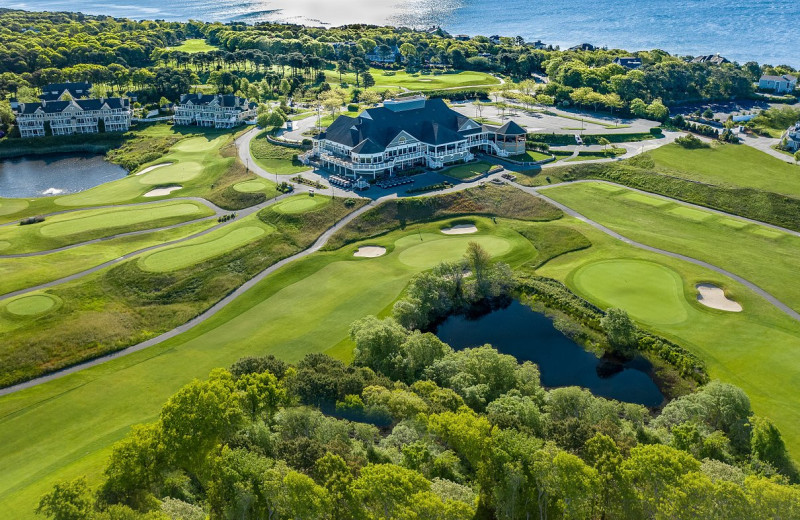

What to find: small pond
left=0, top=153, right=127, bottom=198
left=434, top=300, right=665, bottom=407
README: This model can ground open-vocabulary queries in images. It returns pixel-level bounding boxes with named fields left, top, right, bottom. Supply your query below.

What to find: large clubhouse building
left=174, top=94, right=257, bottom=129
left=308, top=97, right=526, bottom=178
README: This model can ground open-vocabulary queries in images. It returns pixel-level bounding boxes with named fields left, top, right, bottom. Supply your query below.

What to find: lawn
left=325, top=68, right=500, bottom=91
left=564, top=148, right=626, bottom=162
left=0, top=200, right=212, bottom=254
left=534, top=216, right=800, bottom=462
left=509, top=150, right=551, bottom=162
left=441, top=161, right=492, bottom=180
left=541, top=181, right=800, bottom=313
left=165, top=38, right=218, bottom=53
left=249, top=131, right=309, bottom=175
left=138, top=216, right=273, bottom=272
left=0, top=220, right=215, bottom=297
left=647, top=143, right=800, bottom=198
left=0, top=216, right=534, bottom=519
left=0, top=126, right=254, bottom=222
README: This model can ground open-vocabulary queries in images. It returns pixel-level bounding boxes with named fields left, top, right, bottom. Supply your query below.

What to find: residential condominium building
left=307, top=96, right=526, bottom=178
left=759, top=74, right=798, bottom=94
left=173, top=94, right=257, bottom=129
left=14, top=97, right=132, bottom=138
left=782, top=122, right=800, bottom=152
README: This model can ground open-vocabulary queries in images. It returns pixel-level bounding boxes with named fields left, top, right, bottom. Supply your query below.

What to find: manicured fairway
left=272, top=195, right=327, bottom=214
left=172, top=135, right=227, bottom=153
left=167, top=38, right=217, bottom=53
left=325, top=68, right=500, bottom=91
left=39, top=203, right=202, bottom=237
left=0, top=217, right=533, bottom=519
left=0, top=201, right=212, bottom=254
left=0, top=220, right=215, bottom=296
left=543, top=181, right=800, bottom=312
left=5, top=294, right=58, bottom=316
left=537, top=218, right=800, bottom=461
left=140, top=225, right=270, bottom=272
left=648, top=143, right=800, bottom=198
left=0, top=200, right=29, bottom=216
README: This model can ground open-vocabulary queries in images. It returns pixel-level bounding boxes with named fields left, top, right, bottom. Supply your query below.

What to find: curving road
left=517, top=181, right=800, bottom=322
left=3, top=131, right=800, bottom=394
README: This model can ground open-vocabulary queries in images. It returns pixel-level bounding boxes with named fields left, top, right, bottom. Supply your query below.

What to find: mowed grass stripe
left=0, top=218, right=533, bottom=519
left=543, top=181, right=800, bottom=312
left=537, top=217, right=800, bottom=459
left=140, top=225, right=270, bottom=272
left=39, top=203, right=202, bottom=237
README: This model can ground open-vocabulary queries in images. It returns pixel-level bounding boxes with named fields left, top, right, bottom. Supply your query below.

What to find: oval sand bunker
left=136, top=163, right=173, bottom=176
left=696, top=283, right=742, bottom=312
left=144, top=185, right=182, bottom=197
left=441, top=224, right=478, bottom=235
left=354, top=246, right=386, bottom=258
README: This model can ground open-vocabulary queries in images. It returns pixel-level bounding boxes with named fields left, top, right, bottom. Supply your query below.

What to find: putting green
left=5, top=294, right=58, bottom=316
left=0, top=200, right=29, bottom=216
left=140, top=225, right=270, bottom=272
left=273, top=196, right=326, bottom=214
left=39, top=203, right=201, bottom=237
left=397, top=234, right=511, bottom=269
left=234, top=180, right=269, bottom=193
left=172, top=136, right=226, bottom=153
left=571, top=259, right=689, bottom=325
left=139, top=162, right=203, bottom=185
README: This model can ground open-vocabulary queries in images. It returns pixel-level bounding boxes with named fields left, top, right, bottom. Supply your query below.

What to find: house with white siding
left=14, top=97, right=132, bottom=138
left=173, top=94, right=257, bottom=129
left=307, top=96, right=526, bottom=178
left=758, top=74, right=797, bottom=94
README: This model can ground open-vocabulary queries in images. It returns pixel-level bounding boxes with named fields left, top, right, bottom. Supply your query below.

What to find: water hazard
left=0, top=153, right=127, bottom=198
left=435, top=300, right=665, bottom=407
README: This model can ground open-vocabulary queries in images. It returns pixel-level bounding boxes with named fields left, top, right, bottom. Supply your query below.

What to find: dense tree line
left=36, top=249, right=799, bottom=520
left=2, top=9, right=797, bottom=118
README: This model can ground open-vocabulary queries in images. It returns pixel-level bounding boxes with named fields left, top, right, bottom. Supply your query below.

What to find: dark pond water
left=435, top=300, right=665, bottom=407
left=0, top=153, right=128, bottom=198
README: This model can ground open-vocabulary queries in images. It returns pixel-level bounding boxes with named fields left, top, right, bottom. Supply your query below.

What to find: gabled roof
left=17, top=97, right=130, bottom=115
left=351, top=138, right=383, bottom=154
left=321, top=97, right=524, bottom=153
left=494, top=120, right=527, bottom=135
left=178, top=93, right=250, bottom=108
left=40, top=82, right=93, bottom=101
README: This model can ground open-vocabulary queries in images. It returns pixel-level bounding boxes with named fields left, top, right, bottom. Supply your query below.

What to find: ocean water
left=8, top=0, right=798, bottom=67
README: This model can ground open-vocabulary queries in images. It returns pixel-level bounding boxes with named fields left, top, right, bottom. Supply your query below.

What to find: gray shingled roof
left=321, top=98, right=482, bottom=152
left=178, top=93, right=249, bottom=108
left=18, top=98, right=130, bottom=115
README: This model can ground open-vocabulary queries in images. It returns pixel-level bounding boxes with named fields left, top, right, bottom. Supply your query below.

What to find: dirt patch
left=353, top=246, right=386, bottom=258
left=696, top=283, right=742, bottom=312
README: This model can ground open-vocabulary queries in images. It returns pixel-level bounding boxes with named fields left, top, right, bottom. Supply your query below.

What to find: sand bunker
left=353, top=246, right=386, bottom=258
left=441, top=224, right=478, bottom=235
left=136, top=162, right=173, bottom=176
left=144, top=185, right=182, bottom=197
left=696, top=283, right=742, bottom=312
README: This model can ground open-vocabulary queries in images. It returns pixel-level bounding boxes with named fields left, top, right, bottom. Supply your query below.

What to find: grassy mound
left=5, top=294, right=59, bottom=316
